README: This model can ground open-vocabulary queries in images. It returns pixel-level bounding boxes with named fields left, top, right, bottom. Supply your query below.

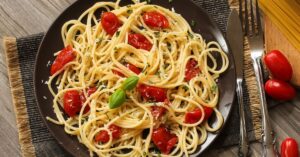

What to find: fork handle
left=252, top=57, right=279, bottom=157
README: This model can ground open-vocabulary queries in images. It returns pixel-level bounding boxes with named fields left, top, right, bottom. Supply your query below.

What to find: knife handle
left=251, top=57, right=279, bottom=157
left=237, top=78, right=249, bottom=157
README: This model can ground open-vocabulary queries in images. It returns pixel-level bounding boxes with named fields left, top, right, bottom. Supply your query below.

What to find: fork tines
left=239, top=0, right=262, bottom=36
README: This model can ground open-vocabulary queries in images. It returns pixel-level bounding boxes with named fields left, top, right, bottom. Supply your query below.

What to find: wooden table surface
left=0, top=0, right=299, bottom=157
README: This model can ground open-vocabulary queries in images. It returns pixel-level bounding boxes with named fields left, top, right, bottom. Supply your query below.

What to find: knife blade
left=226, top=9, right=249, bottom=157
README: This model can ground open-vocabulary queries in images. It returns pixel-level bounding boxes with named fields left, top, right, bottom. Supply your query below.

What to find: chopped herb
left=188, top=31, right=194, bottom=39
left=116, top=31, right=120, bottom=37
left=138, top=25, right=145, bottom=30
left=183, top=85, right=189, bottom=91
left=95, top=37, right=103, bottom=43
left=155, top=70, right=161, bottom=75
left=127, top=9, right=133, bottom=14
left=154, top=32, right=160, bottom=38
left=163, top=63, right=169, bottom=69
left=143, top=151, right=147, bottom=156
left=211, top=84, right=218, bottom=92
left=114, top=47, right=119, bottom=51
left=168, top=0, right=173, bottom=3
left=190, top=20, right=196, bottom=27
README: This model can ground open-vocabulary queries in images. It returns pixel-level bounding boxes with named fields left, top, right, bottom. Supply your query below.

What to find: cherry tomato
left=126, top=63, right=141, bottom=74
left=50, top=45, right=75, bottom=75
left=63, top=90, right=82, bottom=117
left=95, top=130, right=109, bottom=143
left=143, top=11, right=169, bottom=29
left=152, top=127, right=178, bottom=154
left=185, top=59, right=201, bottom=81
left=101, top=12, right=121, bottom=36
left=264, top=50, right=293, bottom=81
left=281, top=138, right=299, bottom=157
left=128, top=33, right=152, bottom=51
left=185, top=106, right=213, bottom=124
left=112, top=69, right=125, bottom=77
left=265, top=79, right=296, bottom=101
left=95, top=124, right=122, bottom=143
left=137, top=84, right=167, bottom=102
left=79, top=87, right=97, bottom=113
left=151, top=106, right=166, bottom=119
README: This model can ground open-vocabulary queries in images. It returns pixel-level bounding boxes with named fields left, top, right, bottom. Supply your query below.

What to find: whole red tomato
left=281, top=138, right=299, bottom=157
left=101, top=12, right=121, bottom=36
left=143, top=11, right=169, bottom=29
left=264, top=50, right=293, bottom=81
left=265, top=79, right=296, bottom=101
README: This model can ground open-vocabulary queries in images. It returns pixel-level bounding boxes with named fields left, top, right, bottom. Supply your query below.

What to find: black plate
left=34, top=0, right=236, bottom=156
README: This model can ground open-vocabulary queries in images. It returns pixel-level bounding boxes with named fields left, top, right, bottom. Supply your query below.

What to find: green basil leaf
left=109, top=89, right=126, bottom=109
left=122, top=76, right=139, bottom=90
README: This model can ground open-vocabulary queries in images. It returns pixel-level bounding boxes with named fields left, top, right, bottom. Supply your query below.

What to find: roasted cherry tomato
left=281, top=138, right=299, bottom=157
left=63, top=90, right=82, bottom=117
left=95, top=124, right=122, bottom=143
left=113, top=63, right=141, bottom=77
left=50, top=45, right=75, bottom=75
left=185, top=106, right=213, bottom=124
left=265, top=79, right=296, bottom=101
left=137, top=84, right=167, bottom=102
left=152, top=127, right=178, bottom=154
left=264, top=50, right=293, bottom=81
left=185, top=59, right=201, bottom=81
left=101, top=12, right=121, bottom=36
left=128, top=33, right=152, bottom=51
left=127, top=63, right=141, bottom=74
left=79, top=87, right=97, bottom=113
left=151, top=106, right=166, bottom=119
left=112, top=69, right=125, bottom=77
left=143, top=11, right=169, bottom=29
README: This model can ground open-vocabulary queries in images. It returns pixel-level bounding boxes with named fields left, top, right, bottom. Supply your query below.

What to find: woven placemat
left=3, top=0, right=263, bottom=156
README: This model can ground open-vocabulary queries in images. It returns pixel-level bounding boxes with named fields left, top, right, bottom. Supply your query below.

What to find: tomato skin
left=128, top=33, right=152, bottom=51
left=126, top=63, right=141, bottom=74
left=185, top=59, right=201, bottom=81
left=151, top=106, right=166, bottom=119
left=112, top=69, right=125, bottom=77
left=50, top=45, right=75, bottom=75
left=101, top=12, right=121, bottom=36
left=281, top=138, right=299, bottom=157
left=185, top=106, right=213, bottom=124
left=79, top=87, right=97, bottom=114
left=264, top=50, right=293, bottom=81
left=152, top=127, right=178, bottom=154
left=95, top=124, right=122, bottom=143
left=137, top=84, right=167, bottom=102
left=265, top=79, right=296, bottom=101
left=63, top=90, right=82, bottom=117
left=143, top=11, right=169, bottom=29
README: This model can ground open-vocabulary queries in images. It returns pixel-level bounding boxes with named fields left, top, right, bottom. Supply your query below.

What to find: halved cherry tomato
left=152, top=127, right=178, bottom=154
left=137, top=84, right=167, bottom=102
left=185, top=59, right=201, bottom=81
left=112, top=69, right=125, bottom=77
left=264, top=50, right=293, bottom=81
left=281, top=138, right=299, bottom=157
left=79, top=87, right=97, bottom=113
left=50, top=45, right=75, bottom=75
left=185, top=106, right=213, bottom=124
left=143, top=11, right=169, bottom=29
left=95, top=124, right=122, bottom=143
left=265, top=79, right=296, bottom=101
left=151, top=106, right=166, bottom=119
left=101, top=12, right=121, bottom=36
left=128, top=33, right=152, bottom=51
left=113, top=63, right=141, bottom=77
left=127, top=63, right=141, bottom=74
left=63, top=90, right=82, bottom=117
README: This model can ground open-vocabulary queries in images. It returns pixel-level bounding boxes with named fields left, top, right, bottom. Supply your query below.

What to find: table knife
left=226, top=9, right=249, bottom=157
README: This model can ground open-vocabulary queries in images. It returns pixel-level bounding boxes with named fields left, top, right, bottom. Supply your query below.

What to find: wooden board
left=265, top=16, right=300, bottom=86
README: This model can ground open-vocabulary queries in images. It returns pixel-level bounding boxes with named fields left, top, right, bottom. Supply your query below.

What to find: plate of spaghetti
left=34, top=0, right=236, bottom=156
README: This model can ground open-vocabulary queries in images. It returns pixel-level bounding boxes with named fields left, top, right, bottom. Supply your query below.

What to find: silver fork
left=242, top=0, right=279, bottom=157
